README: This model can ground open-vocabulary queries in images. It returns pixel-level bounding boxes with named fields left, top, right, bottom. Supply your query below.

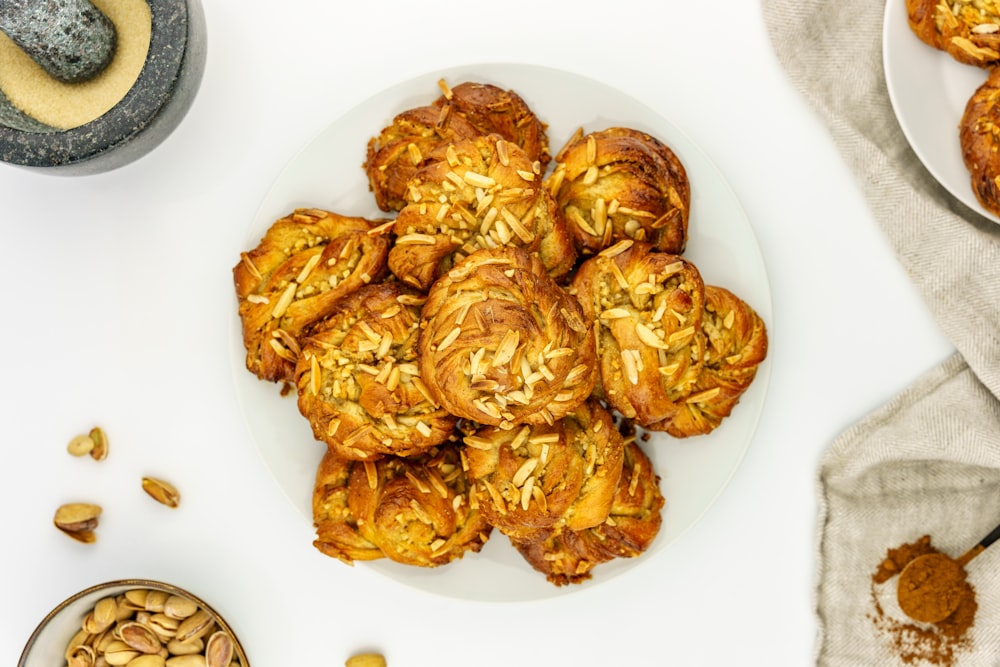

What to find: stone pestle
left=0, top=0, right=117, bottom=84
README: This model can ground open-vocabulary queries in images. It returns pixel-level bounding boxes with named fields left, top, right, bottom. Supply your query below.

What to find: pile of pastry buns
left=233, top=79, right=768, bottom=586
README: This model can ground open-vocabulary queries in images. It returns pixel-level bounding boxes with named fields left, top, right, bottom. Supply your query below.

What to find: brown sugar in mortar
left=0, top=0, right=152, bottom=129
left=870, top=535, right=977, bottom=666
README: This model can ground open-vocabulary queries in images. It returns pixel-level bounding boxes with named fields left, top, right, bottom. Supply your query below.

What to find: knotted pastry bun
left=655, top=285, right=768, bottom=437
left=463, top=398, right=625, bottom=542
left=364, top=79, right=551, bottom=212
left=234, top=208, right=391, bottom=384
left=907, top=0, right=1000, bottom=67
left=512, top=438, right=664, bottom=585
left=545, top=126, right=690, bottom=256
left=570, top=240, right=705, bottom=427
left=295, top=282, right=457, bottom=461
left=388, top=133, right=576, bottom=291
left=364, top=104, right=482, bottom=213
left=349, top=443, right=491, bottom=567
left=434, top=80, right=551, bottom=172
left=961, top=66, right=1000, bottom=217
left=312, top=449, right=384, bottom=564
left=418, top=246, right=597, bottom=429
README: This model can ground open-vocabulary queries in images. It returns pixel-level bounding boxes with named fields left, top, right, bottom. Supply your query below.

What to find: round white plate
left=230, top=63, right=772, bottom=602
left=882, top=0, right=998, bottom=222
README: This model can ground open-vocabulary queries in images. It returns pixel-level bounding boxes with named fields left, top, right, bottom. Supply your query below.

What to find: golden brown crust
left=652, top=285, right=768, bottom=437
left=312, top=449, right=384, bottom=564
left=512, top=439, right=663, bottom=585
left=417, top=246, right=597, bottom=428
left=434, top=80, right=551, bottom=171
left=961, top=66, right=1000, bottom=216
left=546, top=127, right=690, bottom=256
left=233, top=208, right=391, bottom=384
left=347, top=444, right=492, bottom=567
left=364, top=104, right=483, bottom=212
left=388, top=134, right=575, bottom=291
left=906, top=0, right=1000, bottom=67
left=294, top=283, right=458, bottom=460
left=364, top=79, right=551, bottom=212
left=464, top=399, right=625, bottom=541
left=569, top=240, right=705, bottom=427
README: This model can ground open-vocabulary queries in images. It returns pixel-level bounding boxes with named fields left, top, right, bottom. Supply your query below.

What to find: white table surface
left=1, top=1, right=957, bottom=665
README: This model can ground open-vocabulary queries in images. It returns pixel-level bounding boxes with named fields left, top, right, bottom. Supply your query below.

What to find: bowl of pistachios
left=18, top=579, right=249, bottom=667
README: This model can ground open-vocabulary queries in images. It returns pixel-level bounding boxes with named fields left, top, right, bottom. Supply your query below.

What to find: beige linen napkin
left=762, top=0, right=1000, bottom=664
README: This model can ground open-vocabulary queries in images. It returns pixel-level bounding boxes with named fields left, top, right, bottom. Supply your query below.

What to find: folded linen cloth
left=762, top=0, right=1000, bottom=664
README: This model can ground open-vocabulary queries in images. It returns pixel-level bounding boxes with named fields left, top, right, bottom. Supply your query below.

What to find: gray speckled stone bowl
left=0, top=0, right=206, bottom=175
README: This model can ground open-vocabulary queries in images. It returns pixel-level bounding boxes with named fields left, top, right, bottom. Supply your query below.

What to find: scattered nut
left=64, top=589, right=243, bottom=667
left=88, top=426, right=108, bottom=461
left=142, top=476, right=181, bottom=508
left=346, top=652, right=387, bottom=667
left=66, top=434, right=95, bottom=457
left=53, top=502, right=102, bottom=543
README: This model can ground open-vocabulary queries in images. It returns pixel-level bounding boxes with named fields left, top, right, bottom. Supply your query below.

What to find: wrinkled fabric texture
left=762, top=0, right=1000, bottom=664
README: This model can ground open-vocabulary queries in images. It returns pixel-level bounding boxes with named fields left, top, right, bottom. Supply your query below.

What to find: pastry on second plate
left=348, top=443, right=492, bottom=567
left=512, top=438, right=663, bottom=585
left=418, top=246, right=597, bottom=429
left=653, top=285, right=768, bottom=437
left=961, top=66, right=1000, bottom=217
left=295, top=282, right=457, bottom=460
left=570, top=240, right=706, bottom=427
left=234, top=208, right=391, bottom=384
left=906, top=0, right=1000, bottom=67
left=388, top=134, right=576, bottom=291
left=545, top=126, right=690, bottom=256
left=365, top=79, right=551, bottom=212
left=463, top=398, right=625, bottom=542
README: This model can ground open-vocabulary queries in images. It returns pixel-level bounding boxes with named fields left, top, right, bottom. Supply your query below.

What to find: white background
left=1, top=1, right=956, bottom=665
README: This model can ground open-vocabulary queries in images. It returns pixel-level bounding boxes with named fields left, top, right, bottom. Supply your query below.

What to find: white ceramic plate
left=882, top=0, right=998, bottom=222
left=230, top=63, right=772, bottom=602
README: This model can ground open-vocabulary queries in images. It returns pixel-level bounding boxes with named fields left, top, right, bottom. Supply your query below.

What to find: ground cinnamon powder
left=870, top=535, right=977, bottom=666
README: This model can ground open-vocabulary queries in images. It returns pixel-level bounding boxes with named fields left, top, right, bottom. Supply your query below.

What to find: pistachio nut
left=175, top=610, right=214, bottom=643
left=164, top=656, right=208, bottom=667
left=102, top=640, right=141, bottom=666
left=141, top=477, right=181, bottom=509
left=346, top=653, right=387, bottom=667
left=67, top=434, right=95, bottom=457
left=163, top=595, right=198, bottom=620
left=118, top=620, right=163, bottom=654
left=204, top=631, right=234, bottom=667
left=88, top=426, right=108, bottom=461
left=54, top=502, right=101, bottom=542
left=125, top=655, right=166, bottom=667
left=66, top=644, right=96, bottom=667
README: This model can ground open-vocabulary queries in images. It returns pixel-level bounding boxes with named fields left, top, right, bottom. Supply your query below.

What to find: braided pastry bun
left=364, top=104, right=482, bottom=213
left=295, top=283, right=457, bottom=460
left=418, top=246, right=597, bottom=428
left=348, top=443, right=491, bottom=567
left=907, top=0, right=1000, bottom=67
left=434, top=80, right=551, bottom=172
left=545, top=126, right=690, bottom=256
left=233, top=208, right=391, bottom=384
left=364, top=79, right=550, bottom=212
left=961, top=66, right=1000, bottom=218
left=512, top=438, right=663, bottom=585
left=388, top=134, right=576, bottom=291
left=312, top=449, right=384, bottom=564
left=570, top=240, right=705, bottom=427
left=463, top=399, right=625, bottom=541
left=654, top=285, right=768, bottom=437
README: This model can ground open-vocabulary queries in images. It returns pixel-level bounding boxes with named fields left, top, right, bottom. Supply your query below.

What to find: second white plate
left=230, top=63, right=772, bottom=602
left=883, top=0, right=997, bottom=222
